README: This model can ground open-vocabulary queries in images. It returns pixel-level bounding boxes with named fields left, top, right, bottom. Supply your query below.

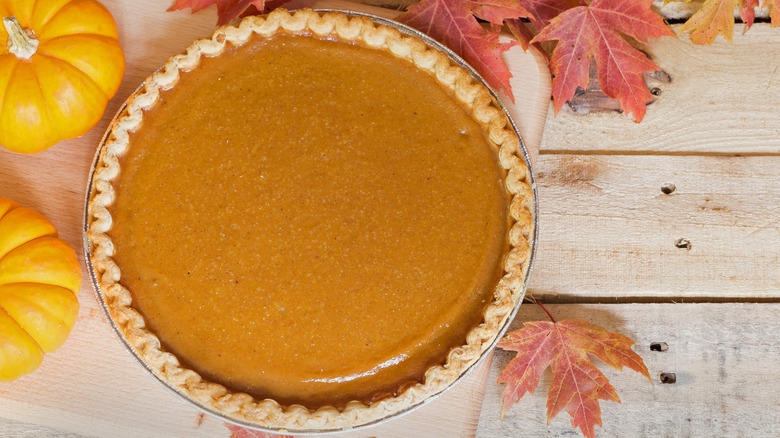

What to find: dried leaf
left=679, top=0, right=741, bottom=44
left=518, top=0, right=579, bottom=28
left=532, top=0, right=674, bottom=122
left=741, top=0, right=760, bottom=28
left=468, top=0, right=531, bottom=27
left=506, top=0, right=577, bottom=52
left=169, top=0, right=282, bottom=25
left=768, top=0, right=780, bottom=26
left=226, top=424, right=293, bottom=438
left=506, top=18, right=537, bottom=51
left=497, top=318, right=651, bottom=438
left=397, top=0, right=516, bottom=98
left=677, top=0, right=780, bottom=43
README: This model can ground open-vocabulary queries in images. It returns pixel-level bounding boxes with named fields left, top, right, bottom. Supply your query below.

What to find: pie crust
left=86, top=8, right=535, bottom=431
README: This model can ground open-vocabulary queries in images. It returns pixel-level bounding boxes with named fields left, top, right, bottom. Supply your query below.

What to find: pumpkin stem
left=3, top=16, right=39, bottom=60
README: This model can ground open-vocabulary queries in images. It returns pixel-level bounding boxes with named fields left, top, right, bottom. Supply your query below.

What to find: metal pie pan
left=82, top=9, right=539, bottom=435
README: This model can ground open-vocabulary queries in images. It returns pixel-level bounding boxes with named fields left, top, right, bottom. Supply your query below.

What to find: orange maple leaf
left=497, top=313, right=651, bottom=438
left=679, top=0, right=743, bottom=44
left=397, top=0, right=516, bottom=98
left=679, top=0, right=780, bottom=44
left=768, top=0, right=780, bottom=26
left=531, top=0, right=674, bottom=122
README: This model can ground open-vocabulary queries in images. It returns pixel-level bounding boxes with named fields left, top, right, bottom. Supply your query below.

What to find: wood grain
left=478, top=303, right=780, bottom=437
left=0, top=1, right=549, bottom=437
left=542, top=24, right=780, bottom=155
left=530, top=155, right=780, bottom=302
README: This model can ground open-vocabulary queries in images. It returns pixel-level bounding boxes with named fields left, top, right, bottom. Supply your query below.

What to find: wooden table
left=1, top=1, right=778, bottom=437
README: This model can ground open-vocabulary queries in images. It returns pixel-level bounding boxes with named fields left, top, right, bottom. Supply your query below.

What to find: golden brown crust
left=86, top=8, right=534, bottom=431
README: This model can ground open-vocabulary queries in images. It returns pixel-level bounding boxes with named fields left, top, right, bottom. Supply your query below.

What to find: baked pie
left=86, top=8, right=534, bottom=431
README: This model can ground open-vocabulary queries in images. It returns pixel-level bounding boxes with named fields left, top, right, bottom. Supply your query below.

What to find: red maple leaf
left=467, top=0, right=531, bottom=29
left=225, top=424, right=293, bottom=438
left=531, top=0, right=674, bottom=122
left=741, top=0, right=760, bottom=28
left=397, top=0, right=516, bottom=98
left=169, top=0, right=298, bottom=25
left=506, top=0, right=579, bottom=54
left=497, top=306, right=651, bottom=438
left=517, top=0, right=579, bottom=28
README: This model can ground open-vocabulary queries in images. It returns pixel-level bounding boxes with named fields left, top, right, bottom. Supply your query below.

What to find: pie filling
left=109, top=33, right=508, bottom=408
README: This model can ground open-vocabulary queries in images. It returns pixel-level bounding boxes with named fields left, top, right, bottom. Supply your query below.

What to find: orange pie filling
left=108, top=33, right=508, bottom=408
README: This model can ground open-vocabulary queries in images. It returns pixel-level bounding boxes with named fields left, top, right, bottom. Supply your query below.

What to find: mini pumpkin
left=0, top=0, right=125, bottom=153
left=0, top=197, right=81, bottom=381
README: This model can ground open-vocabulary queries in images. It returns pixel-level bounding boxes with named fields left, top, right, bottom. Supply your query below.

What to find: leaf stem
left=537, top=301, right=556, bottom=323
left=578, top=0, right=588, bottom=6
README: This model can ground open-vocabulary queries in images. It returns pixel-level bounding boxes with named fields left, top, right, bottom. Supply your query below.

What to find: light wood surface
left=531, top=155, right=780, bottom=301
left=0, top=1, right=549, bottom=437
left=479, top=304, right=780, bottom=437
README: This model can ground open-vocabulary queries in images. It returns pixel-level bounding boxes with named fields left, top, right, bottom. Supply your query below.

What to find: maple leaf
left=169, top=0, right=294, bottom=25
left=768, top=0, right=780, bottom=26
left=741, top=0, right=760, bottom=28
left=225, top=424, right=293, bottom=438
left=467, top=0, right=531, bottom=29
left=679, top=0, right=741, bottom=44
left=397, top=0, right=516, bottom=98
left=531, top=0, right=674, bottom=122
left=517, top=0, right=579, bottom=28
left=505, top=0, right=578, bottom=51
left=677, top=0, right=780, bottom=44
left=497, top=309, right=651, bottom=438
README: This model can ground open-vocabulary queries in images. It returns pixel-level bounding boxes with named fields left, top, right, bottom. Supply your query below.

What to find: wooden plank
left=0, top=1, right=549, bottom=437
left=0, top=419, right=86, bottom=438
left=478, top=303, right=780, bottom=438
left=530, top=154, right=780, bottom=301
left=541, top=24, right=780, bottom=155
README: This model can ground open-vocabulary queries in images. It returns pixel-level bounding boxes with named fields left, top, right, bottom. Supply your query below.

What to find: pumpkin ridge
left=0, top=284, right=71, bottom=345
left=35, top=0, right=118, bottom=42
left=0, top=207, right=58, bottom=261
left=0, top=198, right=18, bottom=222
left=30, top=0, right=72, bottom=34
left=38, top=52, right=108, bottom=101
left=0, top=60, right=20, bottom=138
left=26, top=57, right=62, bottom=139
left=0, top=237, right=81, bottom=292
left=37, top=36, right=118, bottom=99
left=38, top=32, right=119, bottom=44
left=0, top=282, right=80, bottom=326
left=0, top=304, right=44, bottom=353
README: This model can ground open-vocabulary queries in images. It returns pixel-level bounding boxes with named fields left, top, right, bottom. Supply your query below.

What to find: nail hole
left=675, top=238, right=691, bottom=250
left=660, top=183, right=676, bottom=195
left=650, top=87, right=662, bottom=96
left=650, top=342, right=669, bottom=352
left=660, top=372, right=676, bottom=384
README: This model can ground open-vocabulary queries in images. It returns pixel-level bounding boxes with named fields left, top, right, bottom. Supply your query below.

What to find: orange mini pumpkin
left=0, top=0, right=125, bottom=153
left=0, top=197, right=81, bottom=381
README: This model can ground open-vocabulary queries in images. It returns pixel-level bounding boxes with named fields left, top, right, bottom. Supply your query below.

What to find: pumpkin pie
left=86, top=9, right=535, bottom=431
